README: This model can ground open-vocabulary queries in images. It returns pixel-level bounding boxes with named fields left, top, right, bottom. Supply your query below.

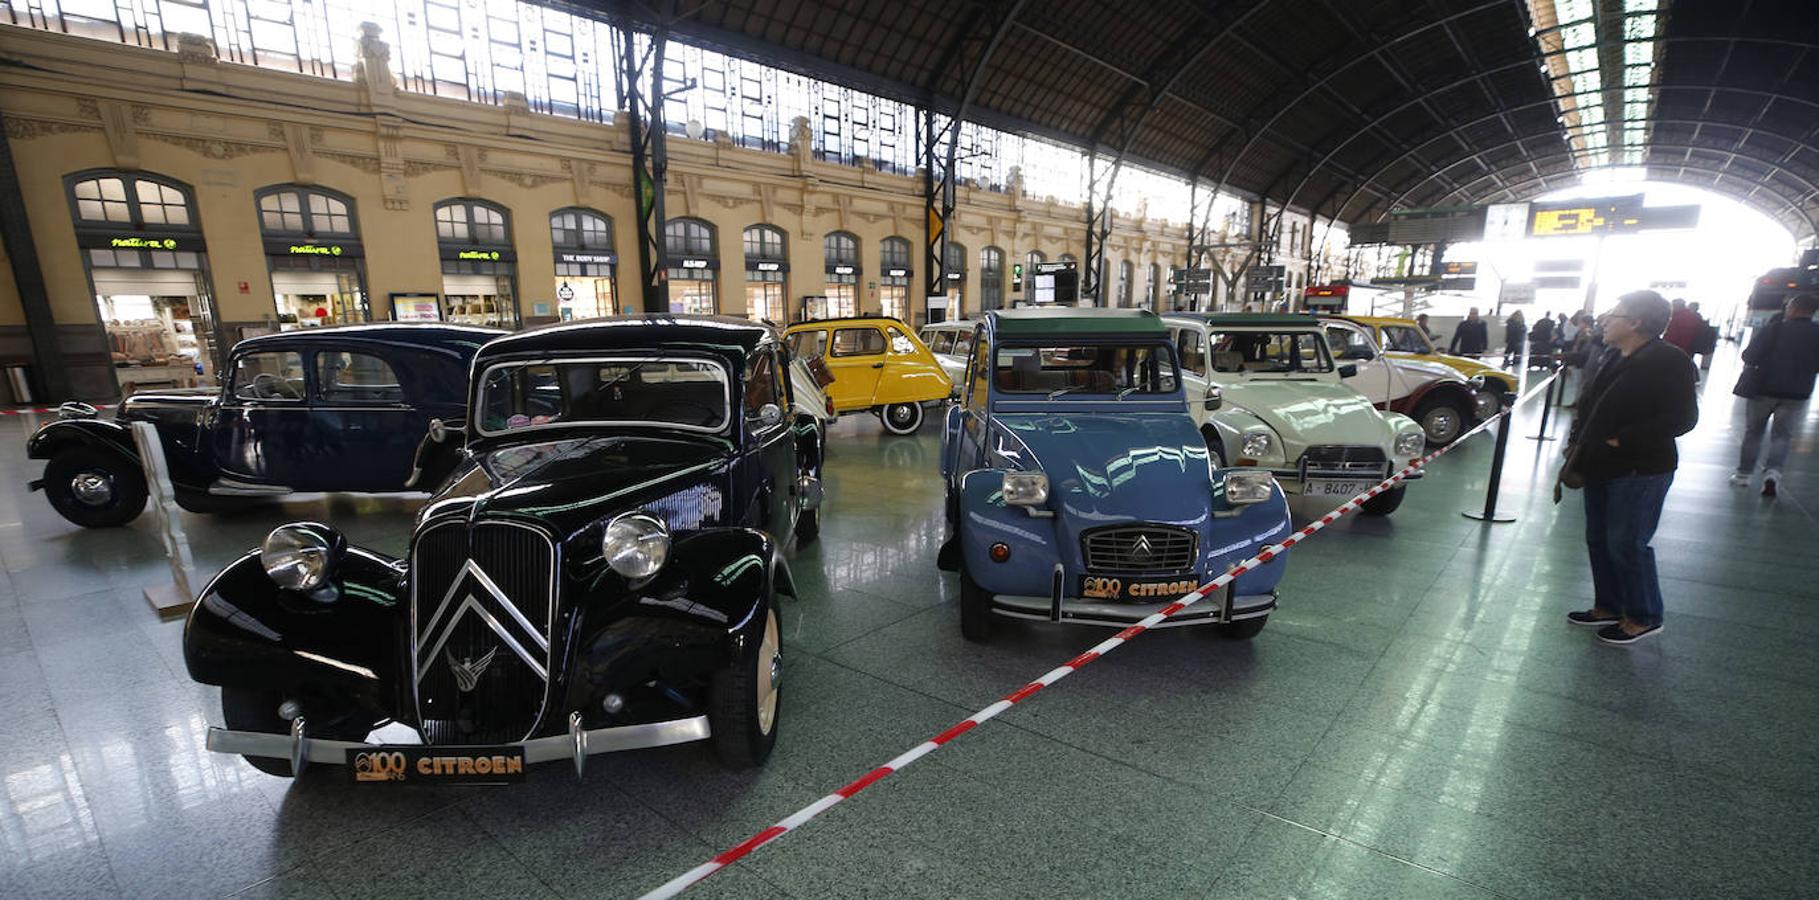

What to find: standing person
left=1688, top=302, right=1718, bottom=372
left=1501, top=309, right=1525, bottom=366
left=1449, top=307, right=1489, bottom=357
left=1662, top=297, right=1701, bottom=354
left=1731, top=293, right=1819, bottom=496
left=1529, top=312, right=1557, bottom=367
left=1416, top=312, right=1437, bottom=340
left=1562, top=290, right=1699, bottom=645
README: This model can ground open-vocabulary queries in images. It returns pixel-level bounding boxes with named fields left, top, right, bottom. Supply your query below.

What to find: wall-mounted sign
left=674, top=257, right=717, bottom=270
left=828, top=264, right=857, bottom=276
left=555, top=251, right=617, bottom=265
left=1011, top=263, right=1024, bottom=291
left=76, top=231, right=206, bottom=253
left=389, top=292, right=442, bottom=322
left=1499, top=282, right=1536, bottom=304
left=1439, top=261, right=1478, bottom=276
left=753, top=260, right=786, bottom=272
left=437, top=245, right=516, bottom=262
left=459, top=250, right=501, bottom=261
left=556, top=282, right=576, bottom=302
left=946, top=271, right=963, bottom=281
left=884, top=267, right=910, bottom=278
left=261, top=239, right=363, bottom=259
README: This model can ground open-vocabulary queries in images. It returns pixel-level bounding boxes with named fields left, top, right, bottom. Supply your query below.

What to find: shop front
left=743, top=225, right=788, bottom=323
left=929, top=240, right=967, bottom=324
left=433, top=199, right=518, bottom=327
left=67, top=171, right=223, bottom=390
left=256, top=186, right=368, bottom=328
left=881, top=236, right=911, bottom=321
left=665, top=218, right=719, bottom=315
left=824, top=231, right=860, bottom=318
left=551, top=208, right=617, bottom=320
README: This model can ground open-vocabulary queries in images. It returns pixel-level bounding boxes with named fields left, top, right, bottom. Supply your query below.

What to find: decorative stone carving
left=482, top=168, right=568, bottom=190
left=3, top=118, right=101, bottom=140
left=458, top=146, right=484, bottom=193
left=402, top=160, right=458, bottom=177
left=176, top=33, right=218, bottom=65
left=146, top=134, right=279, bottom=161
left=97, top=101, right=140, bottom=169
left=355, top=23, right=396, bottom=110
left=77, top=98, right=100, bottom=120
left=316, top=151, right=382, bottom=175
left=282, top=123, right=316, bottom=185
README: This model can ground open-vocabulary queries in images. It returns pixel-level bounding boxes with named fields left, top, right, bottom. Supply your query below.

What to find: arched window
left=744, top=224, right=788, bottom=323
left=824, top=231, right=860, bottom=317
left=880, top=236, right=912, bottom=321
left=71, top=171, right=195, bottom=228
left=256, top=185, right=367, bottom=326
left=433, top=199, right=516, bottom=327
left=980, top=246, right=1005, bottom=311
left=1118, top=259, right=1134, bottom=308
left=664, top=218, right=718, bottom=315
left=551, top=208, right=616, bottom=320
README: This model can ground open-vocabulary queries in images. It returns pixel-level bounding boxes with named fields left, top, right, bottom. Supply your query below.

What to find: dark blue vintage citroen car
left=185, top=316, right=822, bottom=779
left=26, top=324, right=502, bottom=527
left=939, top=308, right=1293, bottom=641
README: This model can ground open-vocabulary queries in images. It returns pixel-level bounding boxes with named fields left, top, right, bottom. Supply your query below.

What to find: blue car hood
left=991, top=411, right=1213, bottom=528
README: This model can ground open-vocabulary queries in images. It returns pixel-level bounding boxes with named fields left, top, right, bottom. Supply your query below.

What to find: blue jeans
left=1582, top=472, right=1673, bottom=627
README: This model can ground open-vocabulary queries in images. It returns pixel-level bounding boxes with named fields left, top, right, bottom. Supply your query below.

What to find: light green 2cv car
left=1163, top=312, right=1428, bottom=516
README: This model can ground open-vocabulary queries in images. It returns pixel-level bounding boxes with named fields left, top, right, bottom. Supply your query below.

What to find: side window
left=316, top=352, right=404, bottom=403
left=952, top=329, right=974, bottom=356
left=788, top=329, right=829, bottom=360
left=743, top=350, right=783, bottom=418
left=831, top=327, right=885, bottom=357
left=928, top=330, right=953, bottom=354
left=887, top=326, right=917, bottom=355
left=230, top=351, right=307, bottom=401
left=1326, top=326, right=1376, bottom=361
left=1380, top=326, right=1429, bottom=353
left=1176, top=328, right=1207, bottom=376
left=966, top=329, right=990, bottom=412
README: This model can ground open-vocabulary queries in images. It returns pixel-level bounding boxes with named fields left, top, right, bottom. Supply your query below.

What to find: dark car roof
left=787, top=315, right=915, bottom=329
left=1165, top=312, right=1322, bottom=328
left=236, top=323, right=505, bottom=358
left=475, top=315, right=773, bottom=364
left=988, top=307, right=1166, bottom=337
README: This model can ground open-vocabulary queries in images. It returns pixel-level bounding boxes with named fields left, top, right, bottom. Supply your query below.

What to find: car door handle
left=870, top=362, right=884, bottom=369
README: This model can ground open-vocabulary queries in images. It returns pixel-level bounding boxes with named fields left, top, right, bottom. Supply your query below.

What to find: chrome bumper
left=993, top=588, right=1277, bottom=628
left=205, top=713, right=711, bottom=778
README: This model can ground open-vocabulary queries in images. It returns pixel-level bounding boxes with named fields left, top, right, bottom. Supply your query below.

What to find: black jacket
left=1742, top=317, right=1819, bottom=400
left=1570, top=339, right=1699, bottom=478
left=1449, top=319, right=1489, bottom=354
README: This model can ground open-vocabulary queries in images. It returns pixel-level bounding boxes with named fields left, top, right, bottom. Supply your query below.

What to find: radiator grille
left=411, top=520, right=556, bottom=745
left=1298, top=445, right=1390, bottom=479
left=1081, top=525, right=1197, bottom=574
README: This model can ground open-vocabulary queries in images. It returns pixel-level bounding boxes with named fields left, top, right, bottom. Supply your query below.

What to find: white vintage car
left=1163, top=312, right=1428, bottom=515
left=918, top=320, right=976, bottom=391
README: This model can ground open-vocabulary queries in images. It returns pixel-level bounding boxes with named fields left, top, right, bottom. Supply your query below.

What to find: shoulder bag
left=1732, top=322, right=1778, bottom=399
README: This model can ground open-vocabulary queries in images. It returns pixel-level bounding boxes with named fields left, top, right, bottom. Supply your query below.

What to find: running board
left=209, top=478, right=294, bottom=497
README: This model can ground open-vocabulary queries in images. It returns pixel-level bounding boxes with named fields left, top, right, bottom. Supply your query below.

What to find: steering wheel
left=251, top=372, right=302, bottom=400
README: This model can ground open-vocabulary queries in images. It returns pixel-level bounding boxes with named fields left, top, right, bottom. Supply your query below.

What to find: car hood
left=1220, top=379, right=1395, bottom=450
left=1386, top=355, right=1464, bottom=383
left=421, top=433, right=732, bottom=539
left=991, top=411, right=1213, bottom=527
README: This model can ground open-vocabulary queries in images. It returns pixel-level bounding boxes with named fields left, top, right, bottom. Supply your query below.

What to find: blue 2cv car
left=938, top=308, right=1293, bottom=641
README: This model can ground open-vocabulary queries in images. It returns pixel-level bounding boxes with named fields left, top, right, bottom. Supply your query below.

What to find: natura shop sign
left=262, top=239, right=363, bottom=258
left=439, top=246, right=517, bottom=262
left=76, top=231, right=206, bottom=253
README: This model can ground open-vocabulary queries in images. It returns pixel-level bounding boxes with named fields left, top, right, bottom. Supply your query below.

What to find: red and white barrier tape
left=642, top=376, right=1558, bottom=899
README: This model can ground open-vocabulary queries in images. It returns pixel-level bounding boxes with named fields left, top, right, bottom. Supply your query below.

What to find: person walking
left=1529, top=312, right=1557, bottom=368
left=1731, top=293, right=1819, bottom=497
left=1561, top=290, right=1699, bottom=646
left=1662, top=297, right=1701, bottom=354
left=1449, top=307, right=1489, bottom=357
left=1688, top=302, right=1718, bottom=372
left=1500, top=309, right=1525, bottom=367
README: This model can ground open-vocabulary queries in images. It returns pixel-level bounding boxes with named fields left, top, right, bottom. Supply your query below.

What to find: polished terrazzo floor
left=2, top=342, right=1816, bottom=899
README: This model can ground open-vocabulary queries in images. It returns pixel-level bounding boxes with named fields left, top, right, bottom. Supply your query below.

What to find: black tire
left=709, top=603, right=782, bottom=768
left=880, top=402, right=924, bottom=435
left=1200, top=427, right=1226, bottom=469
left=959, top=566, right=995, bottom=642
left=1218, top=616, right=1268, bottom=640
left=220, top=686, right=372, bottom=778
left=795, top=506, right=820, bottom=547
left=1412, top=395, right=1469, bottom=445
left=1360, top=485, right=1407, bottom=516
left=42, top=448, right=148, bottom=528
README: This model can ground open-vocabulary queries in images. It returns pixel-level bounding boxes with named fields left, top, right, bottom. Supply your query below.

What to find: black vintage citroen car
left=184, top=316, right=824, bottom=780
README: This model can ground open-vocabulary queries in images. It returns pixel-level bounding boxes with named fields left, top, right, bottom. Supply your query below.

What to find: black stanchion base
left=1527, top=434, right=1558, bottom=442
left=1462, top=511, right=1518, bottom=523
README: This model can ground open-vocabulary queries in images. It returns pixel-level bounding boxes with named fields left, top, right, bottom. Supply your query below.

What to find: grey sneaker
left=1729, top=472, right=1751, bottom=487
left=1763, top=470, right=1780, bottom=498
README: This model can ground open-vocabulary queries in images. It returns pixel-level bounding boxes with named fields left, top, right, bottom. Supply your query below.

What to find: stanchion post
left=1529, top=373, right=1558, bottom=441
left=1464, top=393, right=1518, bottom=523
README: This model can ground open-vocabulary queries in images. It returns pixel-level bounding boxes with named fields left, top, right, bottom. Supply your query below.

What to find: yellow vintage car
left=783, top=316, right=953, bottom=434
left=1340, top=314, right=1519, bottom=396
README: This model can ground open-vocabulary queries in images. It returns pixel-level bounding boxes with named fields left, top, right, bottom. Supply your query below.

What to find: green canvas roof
left=1164, top=312, right=1321, bottom=328
left=989, top=307, right=1166, bottom=337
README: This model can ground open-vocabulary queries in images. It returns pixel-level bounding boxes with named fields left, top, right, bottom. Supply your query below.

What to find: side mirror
left=1203, top=386, right=1223, bottom=411
left=1338, top=363, right=1358, bottom=378
left=426, top=417, right=466, bottom=443
left=753, top=402, right=784, bottom=429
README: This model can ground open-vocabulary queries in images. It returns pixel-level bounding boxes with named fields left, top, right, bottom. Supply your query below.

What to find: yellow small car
left=783, top=317, right=953, bottom=434
left=1341, top=315, right=1519, bottom=396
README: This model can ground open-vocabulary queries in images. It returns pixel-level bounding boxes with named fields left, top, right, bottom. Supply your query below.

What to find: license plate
left=349, top=745, right=526, bottom=785
left=1080, top=575, right=1202, bottom=602
left=1304, top=479, right=1370, bottom=497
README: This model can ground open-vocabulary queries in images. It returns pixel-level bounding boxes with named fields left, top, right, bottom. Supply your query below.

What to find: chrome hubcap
left=1424, top=411, right=1459, bottom=442
left=756, top=608, right=780, bottom=734
left=890, top=405, right=913, bottom=424
left=69, top=471, right=114, bottom=507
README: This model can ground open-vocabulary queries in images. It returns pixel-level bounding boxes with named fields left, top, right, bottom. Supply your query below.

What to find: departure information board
left=1527, top=195, right=1700, bottom=237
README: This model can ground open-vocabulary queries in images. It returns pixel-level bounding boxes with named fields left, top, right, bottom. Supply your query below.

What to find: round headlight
left=261, top=523, right=343, bottom=591
left=603, top=512, right=670, bottom=579
left=1240, top=431, right=1274, bottom=458
left=1394, top=431, right=1426, bottom=456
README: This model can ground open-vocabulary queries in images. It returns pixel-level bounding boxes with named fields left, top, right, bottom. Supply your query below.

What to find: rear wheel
left=880, top=402, right=924, bottom=435
left=1218, top=616, right=1268, bottom=640
left=42, top=448, right=147, bottom=528
left=709, top=603, right=781, bottom=768
left=959, top=565, right=995, bottom=642
left=1413, top=396, right=1469, bottom=445
left=1360, top=485, right=1407, bottom=516
left=220, top=686, right=372, bottom=778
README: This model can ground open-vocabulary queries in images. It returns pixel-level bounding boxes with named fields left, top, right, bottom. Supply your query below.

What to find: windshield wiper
left=597, top=362, right=649, bottom=393
left=1045, top=386, right=1082, bottom=400
left=1116, top=385, right=1145, bottom=400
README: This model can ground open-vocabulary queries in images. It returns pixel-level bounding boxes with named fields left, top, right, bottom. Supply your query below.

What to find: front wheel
left=959, top=566, right=995, bottom=642
left=1413, top=396, right=1469, bottom=445
left=880, top=402, right=924, bottom=435
left=42, top=448, right=148, bottom=528
left=709, top=603, right=782, bottom=768
left=1218, top=616, right=1268, bottom=640
left=1360, top=485, right=1406, bottom=516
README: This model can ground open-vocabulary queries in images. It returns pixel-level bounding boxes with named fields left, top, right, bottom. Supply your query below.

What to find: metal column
left=619, top=23, right=670, bottom=314
left=0, top=111, right=71, bottom=401
left=921, top=106, right=952, bottom=322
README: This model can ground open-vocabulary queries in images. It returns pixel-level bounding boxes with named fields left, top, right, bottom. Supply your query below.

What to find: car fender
left=955, top=469, right=1059, bottom=598
left=183, top=546, right=409, bottom=718
left=940, top=403, right=967, bottom=479
left=26, top=418, right=140, bottom=465
left=1202, top=407, right=1272, bottom=465
left=1390, top=377, right=1474, bottom=416
left=561, top=528, right=786, bottom=713
left=1208, top=485, right=1294, bottom=597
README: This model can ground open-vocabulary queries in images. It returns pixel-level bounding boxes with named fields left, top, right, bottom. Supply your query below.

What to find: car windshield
left=1205, top=330, right=1334, bottom=374
left=993, top=342, right=1178, bottom=397
left=1378, top=325, right=1434, bottom=353
left=476, top=358, right=728, bottom=434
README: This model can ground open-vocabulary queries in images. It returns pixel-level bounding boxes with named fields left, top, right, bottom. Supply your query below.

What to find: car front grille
left=1299, top=445, right=1390, bottom=480
left=1081, top=525, right=1197, bottom=575
left=411, top=520, right=557, bottom=745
